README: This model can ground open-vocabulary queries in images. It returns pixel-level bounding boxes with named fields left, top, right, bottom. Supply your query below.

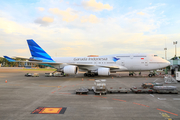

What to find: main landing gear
left=84, top=72, right=98, bottom=77
left=129, top=72, right=136, bottom=76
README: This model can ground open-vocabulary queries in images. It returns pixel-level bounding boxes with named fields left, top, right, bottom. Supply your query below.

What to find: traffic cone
left=5, top=80, right=7, bottom=83
left=112, top=77, right=113, bottom=79
left=82, top=78, right=83, bottom=81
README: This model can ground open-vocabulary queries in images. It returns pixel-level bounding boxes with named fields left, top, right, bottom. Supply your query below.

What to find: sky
left=0, top=0, right=180, bottom=59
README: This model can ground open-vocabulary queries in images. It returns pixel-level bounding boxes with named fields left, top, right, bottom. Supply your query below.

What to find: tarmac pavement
left=0, top=71, right=180, bottom=120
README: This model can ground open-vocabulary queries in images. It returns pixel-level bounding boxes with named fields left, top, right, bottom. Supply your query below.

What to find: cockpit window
left=154, top=55, right=158, bottom=57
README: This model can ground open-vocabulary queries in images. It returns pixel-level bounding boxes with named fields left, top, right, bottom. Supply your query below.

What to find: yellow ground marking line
left=159, top=112, right=173, bottom=120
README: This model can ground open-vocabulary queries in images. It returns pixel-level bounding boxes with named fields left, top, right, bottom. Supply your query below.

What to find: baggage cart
left=131, top=86, right=155, bottom=93
left=32, top=73, right=39, bottom=77
left=108, top=87, right=130, bottom=93
left=25, top=73, right=39, bottom=77
left=76, top=87, right=89, bottom=94
left=45, top=73, right=53, bottom=77
left=153, top=86, right=178, bottom=94
left=142, top=82, right=163, bottom=89
left=93, top=79, right=107, bottom=95
left=53, top=73, right=63, bottom=77
left=25, top=73, right=32, bottom=77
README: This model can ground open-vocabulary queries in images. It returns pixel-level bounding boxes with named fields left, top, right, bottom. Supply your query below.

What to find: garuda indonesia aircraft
left=4, top=39, right=170, bottom=77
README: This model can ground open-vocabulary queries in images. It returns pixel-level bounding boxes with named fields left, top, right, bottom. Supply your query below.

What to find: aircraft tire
left=84, top=73, right=87, bottom=77
left=129, top=73, right=133, bottom=76
left=91, top=74, right=94, bottom=77
left=148, top=74, right=152, bottom=77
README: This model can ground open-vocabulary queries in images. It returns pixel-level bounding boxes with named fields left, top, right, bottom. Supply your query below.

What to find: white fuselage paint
left=52, top=53, right=170, bottom=72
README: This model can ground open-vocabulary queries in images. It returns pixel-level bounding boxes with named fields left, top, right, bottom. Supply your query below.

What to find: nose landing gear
left=148, top=71, right=157, bottom=77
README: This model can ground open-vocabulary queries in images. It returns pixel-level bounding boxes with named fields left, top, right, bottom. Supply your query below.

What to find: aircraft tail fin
left=4, top=56, right=16, bottom=62
left=27, top=39, right=54, bottom=62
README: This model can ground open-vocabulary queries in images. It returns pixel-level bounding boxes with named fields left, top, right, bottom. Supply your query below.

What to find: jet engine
left=98, top=68, right=110, bottom=76
left=63, top=65, right=79, bottom=75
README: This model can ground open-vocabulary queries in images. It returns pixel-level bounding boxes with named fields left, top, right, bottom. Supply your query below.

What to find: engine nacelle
left=98, top=68, right=110, bottom=76
left=63, top=65, right=79, bottom=75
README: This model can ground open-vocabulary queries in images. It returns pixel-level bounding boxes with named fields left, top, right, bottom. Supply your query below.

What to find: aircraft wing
left=6, top=60, right=121, bottom=69
left=4, top=56, right=126, bottom=70
left=70, top=63, right=121, bottom=69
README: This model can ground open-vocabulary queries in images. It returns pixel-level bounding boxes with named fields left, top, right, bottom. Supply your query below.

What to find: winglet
left=4, top=56, right=16, bottom=62
left=27, top=39, right=55, bottom=62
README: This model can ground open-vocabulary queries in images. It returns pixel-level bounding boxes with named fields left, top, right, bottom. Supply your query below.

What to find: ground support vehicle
left=107, top=87, right=130, bottom=93
left=45, top=73, right=53, bottom=77
left=153, top=86, right=178, bottom=94
left=45, top=73, right=65, bottom=77
left=25, top=73, right=39, bottom=77
left=32, top=73, right=39, bottom=77
left=142, top=82, right=163, bottom=89
left=93, top=80, right=107, bottom=95
left=76, top=87, right=89, bottom=94
left=131, top=86, right=155, bottom=93
left=25, top=73, right=32, bottom=77
left=53, top=73, right=64, bottom=77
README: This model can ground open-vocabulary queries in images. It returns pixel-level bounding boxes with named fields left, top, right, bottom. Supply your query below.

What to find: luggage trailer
left=131, top=82, right=178, bottom=94
left=75, top=81, right=178, bottom=95
left=93, top=79, right=107, bottom=95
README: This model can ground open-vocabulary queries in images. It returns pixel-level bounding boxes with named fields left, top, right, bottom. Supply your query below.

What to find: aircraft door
left=121, top=61, right=125, bottom=66
left=140, top=59, right=149, bottom=70
left=116, top=59, right=125, bottom=66
left=145, top=61, right=148, bottom=66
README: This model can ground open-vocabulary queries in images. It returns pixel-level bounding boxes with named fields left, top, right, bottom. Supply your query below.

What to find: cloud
left=0, top=1, right=179, bottom=60
left=42, top=17, right=54, bottom=22
left=81, top=14, right=100, bottom=23
left=0, top=18, right=35, bottom=35
left=37, top=7, right=45, bottom=11
left=49, top=8, right=78, bottom=22
left=137, top=12, right=145, bottom=15
left=34, top=17, right=54, bottom=26
left=82, top=0, right=113, bottom=11
left=15, top=49, right=28, bottom=53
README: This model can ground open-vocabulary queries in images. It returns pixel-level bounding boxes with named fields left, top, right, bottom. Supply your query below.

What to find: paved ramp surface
left=0, top=72, right=180, bottom=120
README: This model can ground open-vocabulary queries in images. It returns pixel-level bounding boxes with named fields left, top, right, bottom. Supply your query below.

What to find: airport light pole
left=173, top=41, right=178, bottom=57
left=164, top=48, right=167, bottom=60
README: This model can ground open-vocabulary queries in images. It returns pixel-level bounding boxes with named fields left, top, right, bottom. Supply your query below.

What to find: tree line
left=0, top=57, right=45, bottom=68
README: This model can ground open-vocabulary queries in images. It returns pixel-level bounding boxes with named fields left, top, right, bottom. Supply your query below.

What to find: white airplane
left=4, top=39, right=170, bottom=77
